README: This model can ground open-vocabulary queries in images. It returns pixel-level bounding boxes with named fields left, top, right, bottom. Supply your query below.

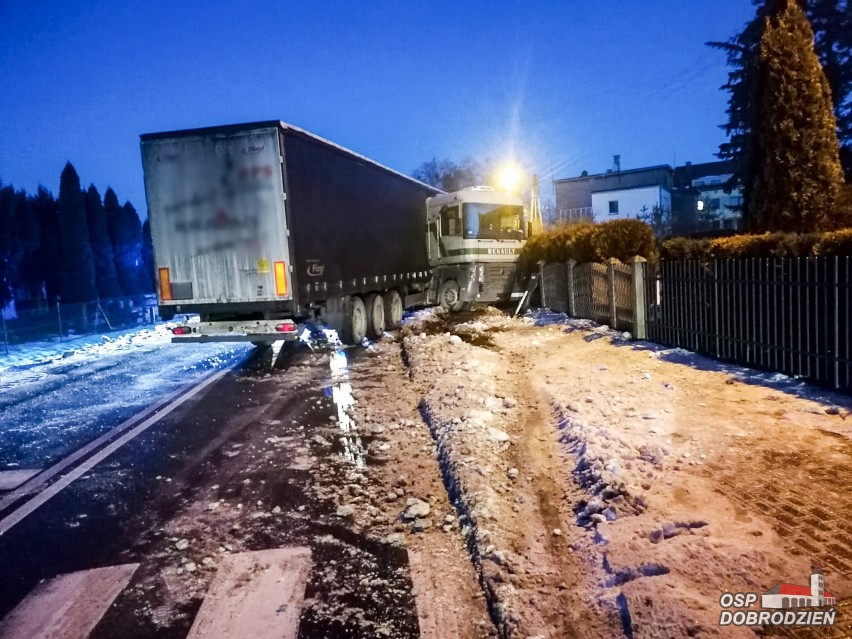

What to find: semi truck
left=140, top=121, right=526, bottom=345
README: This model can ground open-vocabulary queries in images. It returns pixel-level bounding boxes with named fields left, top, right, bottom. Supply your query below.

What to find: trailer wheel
left=383, top=290, right=403, bottom=328
left=439, top=279, right=465, bottom=312
left=365, top=293, right=386, bottom=338
left=343, top=295, right=368, bottom=344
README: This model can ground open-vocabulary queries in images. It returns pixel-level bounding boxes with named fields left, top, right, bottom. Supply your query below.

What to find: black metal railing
left=645, top=257, right=852, bottom=391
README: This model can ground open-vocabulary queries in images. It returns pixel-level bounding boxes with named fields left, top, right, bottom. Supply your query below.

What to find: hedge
left=519, top=219, right=657, bottom=270
left=660, top=229, right=852, bottom=260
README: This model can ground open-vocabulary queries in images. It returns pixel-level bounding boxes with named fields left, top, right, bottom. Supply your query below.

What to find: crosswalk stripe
left=0, top=563, right=138, bottom=639
left=408, top=548, right=464, bottom=639
left=186, top=547, right=312, bottom=639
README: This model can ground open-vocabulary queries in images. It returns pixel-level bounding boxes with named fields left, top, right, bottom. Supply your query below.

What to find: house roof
left=763, top=583, right=835, bottom=598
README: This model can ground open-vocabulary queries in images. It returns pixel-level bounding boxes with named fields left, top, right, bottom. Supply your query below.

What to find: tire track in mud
left=401, top=312, right=625, bottom=639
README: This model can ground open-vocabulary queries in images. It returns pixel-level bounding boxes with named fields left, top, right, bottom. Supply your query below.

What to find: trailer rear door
left=141, top=126, right=292, bottom=306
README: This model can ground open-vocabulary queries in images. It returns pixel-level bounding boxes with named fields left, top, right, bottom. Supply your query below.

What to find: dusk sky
left=0, top=0, right=756, bottom=212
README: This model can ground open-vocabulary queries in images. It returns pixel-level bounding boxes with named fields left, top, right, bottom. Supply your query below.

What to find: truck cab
left=425, top=186, right=526, bottom=311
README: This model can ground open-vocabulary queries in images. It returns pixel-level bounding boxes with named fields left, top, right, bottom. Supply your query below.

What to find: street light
left=496, top=162, right=522, bottom=193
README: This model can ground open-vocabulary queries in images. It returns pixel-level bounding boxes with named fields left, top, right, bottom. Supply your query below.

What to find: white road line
left=0, top=371, right=211, bottom=514
left=0, top=364, right=236, bottom=537
left=186, top=548, right=312, bottom=639
left=0, top=470, right=40, bottom=491
left=0, top=563, right=139, bottom=639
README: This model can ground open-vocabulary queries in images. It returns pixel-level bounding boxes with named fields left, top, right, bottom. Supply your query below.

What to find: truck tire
left=365, top=293, right=386, bottom=338
left=439, top=279, right=465, bottom=313
left=383, top=290, right=403, bottom=328
left=343, top=295, right=368, bottom=345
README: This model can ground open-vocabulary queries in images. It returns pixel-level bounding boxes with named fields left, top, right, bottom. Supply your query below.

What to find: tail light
left=274, top=261, right=288, bottom=296
left=171, top=326, right=192, bottom=335
left=275, top=322, right=296, bottom=333
left=159, top=267, right=173, bottom=301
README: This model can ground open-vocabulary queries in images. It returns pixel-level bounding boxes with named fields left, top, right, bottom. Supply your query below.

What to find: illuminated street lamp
left=496, top=162, right=522, bottom=193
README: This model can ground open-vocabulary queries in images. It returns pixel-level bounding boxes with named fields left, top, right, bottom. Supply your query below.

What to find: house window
left=608, top=200, right=619, bottom=215
left=708, top=198, right=721, bottom=210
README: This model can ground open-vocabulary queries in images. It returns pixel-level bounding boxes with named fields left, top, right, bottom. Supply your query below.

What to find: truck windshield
left=463, top=203, right=525, bottom=240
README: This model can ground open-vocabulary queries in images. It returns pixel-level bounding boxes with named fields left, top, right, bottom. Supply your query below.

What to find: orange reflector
left=273, top=261, right=288, bottom=296
left=158, top=267, right=173, bottom=301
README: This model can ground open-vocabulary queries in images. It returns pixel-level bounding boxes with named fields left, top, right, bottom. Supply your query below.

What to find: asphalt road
left=0, top=342, right=422, bottom=638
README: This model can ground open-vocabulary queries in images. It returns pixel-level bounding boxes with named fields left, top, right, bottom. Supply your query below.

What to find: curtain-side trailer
left=141, top=121, right=440, bottom=344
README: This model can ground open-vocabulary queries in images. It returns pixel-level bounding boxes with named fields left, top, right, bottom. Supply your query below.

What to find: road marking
left=0, top=470, right=40, bottom=491
left=0, top=364, right=237, bottom=536
left=408, top=548, right=463, bottom=639
left=0, top=369, right=220, bottom=514
left=186, top=547, right=312, bottom=639
left=0, top=563, right=138, bottom=639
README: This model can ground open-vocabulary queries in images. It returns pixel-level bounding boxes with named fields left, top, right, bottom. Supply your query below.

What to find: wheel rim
left=442, top=283, right=459, bottom=306
left=372, top=299, right=385, bottom=334
left=352, top=306, right=366, bottom=339
left=392, top=297, right=402, bottom=322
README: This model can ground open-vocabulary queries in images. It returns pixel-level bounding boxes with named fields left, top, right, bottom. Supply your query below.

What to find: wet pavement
left=0, top=341, right=423, bottom=638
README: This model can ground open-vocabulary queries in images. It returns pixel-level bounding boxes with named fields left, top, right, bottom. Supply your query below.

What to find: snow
left=0, top=321, right=251, bottom=470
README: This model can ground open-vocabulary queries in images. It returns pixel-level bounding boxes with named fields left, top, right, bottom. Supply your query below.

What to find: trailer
left=141, top=121, right=440, bottom=344
left=141, top=121, right=528, bottom=345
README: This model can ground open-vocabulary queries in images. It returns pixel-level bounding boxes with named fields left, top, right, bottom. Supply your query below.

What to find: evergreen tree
left=747, top=0, right=844, bottom=231
left=709, top=0, right=852, bottom=181
left=106, top=188, right=144, bottom=296
left=141, top=219, right=156, bottom=293
left=0, top=183, right=20, bottom=307
left=13, top=188, right=40, bottom=303
left=33, top=186, right=61, bottom=302
left=57, top=162, right=97, bottom=302
left=84, top=185, right=122, bottom=298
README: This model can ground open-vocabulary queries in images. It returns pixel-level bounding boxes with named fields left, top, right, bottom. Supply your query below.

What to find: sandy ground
left=5, top=306, right=851, bottom=638
left=345, top=306, right=852, bottom=638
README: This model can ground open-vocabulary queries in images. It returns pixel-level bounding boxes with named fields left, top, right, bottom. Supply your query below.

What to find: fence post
left=538, top=260, right=547, bottom=308
left=630, top=256, right=647, bottom=339
left=566, top=259, right=577, bottom=317
left=606, top=258, right=618, bottom=328
left=56, top=296, right=63, bottom=342
left=833, top=255, right=840, bottom=389
left=1, top=310, right=8, bottom=356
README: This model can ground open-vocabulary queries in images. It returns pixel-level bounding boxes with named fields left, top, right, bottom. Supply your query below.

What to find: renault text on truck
left=140, top=121, right=527, bottom=345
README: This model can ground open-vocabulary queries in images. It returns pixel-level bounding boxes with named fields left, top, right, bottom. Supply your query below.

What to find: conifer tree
left=33, top=186, right=61, bottom=302
left=106, top=188, right=144, bottom=296
left=746, top=0, right=844, bottom=231
left=57, top=162, right=97, bottom=302
left=141, top=219, right=156, bottom=293
left=709, top=0, right=851, bottom=181
left=84, top=185, right=122, bottom=298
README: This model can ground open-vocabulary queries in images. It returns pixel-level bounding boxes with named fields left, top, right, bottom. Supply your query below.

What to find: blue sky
left=0, top=0, right=755, bottom=211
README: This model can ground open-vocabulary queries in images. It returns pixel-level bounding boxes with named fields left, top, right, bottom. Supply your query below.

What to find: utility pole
left=529, top=174, right=543, bottom=235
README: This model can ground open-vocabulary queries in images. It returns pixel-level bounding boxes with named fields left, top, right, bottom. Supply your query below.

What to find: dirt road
left=1, top=307, right=850, bottom=638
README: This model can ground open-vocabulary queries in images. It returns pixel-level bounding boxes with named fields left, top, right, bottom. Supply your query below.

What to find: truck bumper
left=171, top=333, right=297, bottom=344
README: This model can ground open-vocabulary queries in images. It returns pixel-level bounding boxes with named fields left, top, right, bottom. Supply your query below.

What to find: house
left=671, top=160, right=742, bottom=234
left=761, top=568, right=836, bottom=609
left=553, top=159, right=673, bottom=226
left=551, top=157, right=743, bottom=236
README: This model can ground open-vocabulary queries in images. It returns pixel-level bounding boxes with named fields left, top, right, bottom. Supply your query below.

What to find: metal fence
left=645, top=257, right=852, bottom=391
left=539, top=259, right=640, bottom=331
left=1, top=294, right=160, bottom=353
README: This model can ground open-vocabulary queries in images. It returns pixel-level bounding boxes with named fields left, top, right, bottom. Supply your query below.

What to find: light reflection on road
left=326, top=348, right=367, bottom=468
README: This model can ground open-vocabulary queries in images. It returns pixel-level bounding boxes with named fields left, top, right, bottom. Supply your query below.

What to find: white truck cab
left=425, top=186, right=526, bottom=311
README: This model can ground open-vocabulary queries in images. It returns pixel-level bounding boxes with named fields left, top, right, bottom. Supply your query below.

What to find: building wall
left=591, top=186, right=669, bottom=223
